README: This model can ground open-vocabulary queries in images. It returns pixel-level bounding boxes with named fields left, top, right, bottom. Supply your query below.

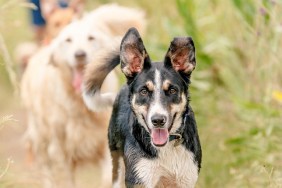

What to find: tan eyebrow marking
left=162, top=80, right=171, bottom=91
left=146, top=81, right=154, bottom=91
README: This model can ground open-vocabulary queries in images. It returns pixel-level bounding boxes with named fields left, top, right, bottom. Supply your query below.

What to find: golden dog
left=21, top=4, right=146, bottom=188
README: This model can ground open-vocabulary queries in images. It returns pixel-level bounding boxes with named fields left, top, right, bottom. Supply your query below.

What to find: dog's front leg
left=111, top=150, right=127, bottom=188
left=111, top=150, right=121, bottom=183
left=125, top=182, right=147, bottom=188
left=98, top=149, right=113, bottom=188
left=124, top=161, right=160, bottom=188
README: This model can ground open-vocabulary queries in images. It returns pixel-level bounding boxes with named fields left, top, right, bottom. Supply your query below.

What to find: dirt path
left=0, top=106, right=39, bottom=187
left=0, top=104, right=102, bottom=188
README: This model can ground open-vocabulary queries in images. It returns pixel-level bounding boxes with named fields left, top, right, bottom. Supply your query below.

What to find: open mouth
left=151, top=128, right=169, bottom=147
left=142, top=113, right=177, bottom=147
left=72, top=66, right=84, bottom=93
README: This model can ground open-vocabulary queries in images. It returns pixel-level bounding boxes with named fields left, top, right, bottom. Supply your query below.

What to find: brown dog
left=44, top=8, right=75, bottom=44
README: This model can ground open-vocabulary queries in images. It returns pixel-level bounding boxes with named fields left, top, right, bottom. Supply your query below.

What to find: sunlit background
left=0, top=0, right=282, bottom=187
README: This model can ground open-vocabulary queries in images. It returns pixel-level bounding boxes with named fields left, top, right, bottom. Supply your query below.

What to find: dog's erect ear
left=164, top=37, right=196, bottom=76
left=120, top=27, right=150, bottom=79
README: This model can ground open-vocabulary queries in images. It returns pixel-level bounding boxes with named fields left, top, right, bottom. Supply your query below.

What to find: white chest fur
left=134, top=142, right=199, bottom=188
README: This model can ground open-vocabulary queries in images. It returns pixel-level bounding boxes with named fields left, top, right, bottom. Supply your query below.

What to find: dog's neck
left=169, top=106, right=190, bottom=147
left=131, top=105, right=191, bottom=157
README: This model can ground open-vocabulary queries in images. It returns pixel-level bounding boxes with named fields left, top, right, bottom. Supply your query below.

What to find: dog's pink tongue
left=72, top=70, right=83, bottom=93
left=151, top=128, right=169, bottom=146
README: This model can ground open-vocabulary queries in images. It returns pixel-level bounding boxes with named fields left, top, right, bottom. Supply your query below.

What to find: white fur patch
left=83, top=90, right=116, bottom=112
left=82, top=71, right=118, bottom=112
left=147, top=70, right=169, bottom=129
left=134, top=143, right=199, bottom=188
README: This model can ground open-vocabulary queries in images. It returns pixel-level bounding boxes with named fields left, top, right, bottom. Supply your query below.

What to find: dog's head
left=49, top=20, right=112, bottom=93
left=45, top=8, right=75, bottom=42
left=121, top=28, right=196, bottom=147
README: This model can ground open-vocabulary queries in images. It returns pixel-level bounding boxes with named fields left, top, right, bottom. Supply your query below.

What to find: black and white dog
left=83, top=28, right=202, bottom=188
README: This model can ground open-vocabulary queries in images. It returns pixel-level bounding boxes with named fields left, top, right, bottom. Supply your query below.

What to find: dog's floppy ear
left=120, top=27, right=150, bottom=80
left=164, top=37, right=196, bottom=77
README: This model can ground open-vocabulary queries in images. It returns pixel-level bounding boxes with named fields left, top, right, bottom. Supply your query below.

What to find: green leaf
left=231, top=0, right=256, bottom=26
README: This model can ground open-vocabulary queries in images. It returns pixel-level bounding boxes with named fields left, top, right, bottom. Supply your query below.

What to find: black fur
left=109, top=68, right=201, bottom=185
left=107, top=28, right=202, bottom=187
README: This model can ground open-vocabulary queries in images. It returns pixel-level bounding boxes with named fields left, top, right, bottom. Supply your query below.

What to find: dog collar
left=169, top=109, right=189, bottom=147
left=169, top=133, right=184, bottom=147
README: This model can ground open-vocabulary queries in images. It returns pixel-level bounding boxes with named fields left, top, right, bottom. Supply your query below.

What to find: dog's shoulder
left=182, top=105, right=202, bottom=169
left=111, top=85, right=131, bottom=121
left=108, top=85, right=131, bottom=150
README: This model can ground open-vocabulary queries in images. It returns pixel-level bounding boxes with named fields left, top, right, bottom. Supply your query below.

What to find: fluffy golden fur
left=21, top=46, right=118, bottom=188
left=21, top=4, right=146, bottom=188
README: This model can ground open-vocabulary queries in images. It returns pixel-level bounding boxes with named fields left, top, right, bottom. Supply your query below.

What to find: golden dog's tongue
left=72, top=70, right=83, bottom=93
left=151, top=128, right=169, bottom=146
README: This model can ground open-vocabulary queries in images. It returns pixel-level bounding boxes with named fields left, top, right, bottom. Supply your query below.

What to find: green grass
left=0, top=0, right=282, bottom=187
left=0, top=0, right=33, bottom=108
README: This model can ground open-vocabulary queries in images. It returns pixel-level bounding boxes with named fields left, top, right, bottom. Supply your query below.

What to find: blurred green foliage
left=232, top=0, right=256, bottom=26
left=176, top=0, right=213, bottom=68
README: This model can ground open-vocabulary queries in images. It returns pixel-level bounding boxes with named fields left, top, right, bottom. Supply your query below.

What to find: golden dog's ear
left=120, top=27, right=151, bottom=81
left=164, top=37, right=196, bottom=76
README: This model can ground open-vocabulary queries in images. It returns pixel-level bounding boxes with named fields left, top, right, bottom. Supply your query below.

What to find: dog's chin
left=152, top=141, right=168, bottom=147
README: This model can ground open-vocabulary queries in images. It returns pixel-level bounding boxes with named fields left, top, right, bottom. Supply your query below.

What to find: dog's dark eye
left=169, top=88, right=177, bottom=95
left=88, top=35, right=95, bottom=41
left=65, top=37, right=72, bottom=43
left=140, top=88, right=148, bottom=96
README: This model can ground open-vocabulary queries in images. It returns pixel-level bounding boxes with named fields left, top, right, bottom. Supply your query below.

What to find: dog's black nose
left=75, top=50, right=86, bottom=59
left=151, top=114, right=167, bottom=127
